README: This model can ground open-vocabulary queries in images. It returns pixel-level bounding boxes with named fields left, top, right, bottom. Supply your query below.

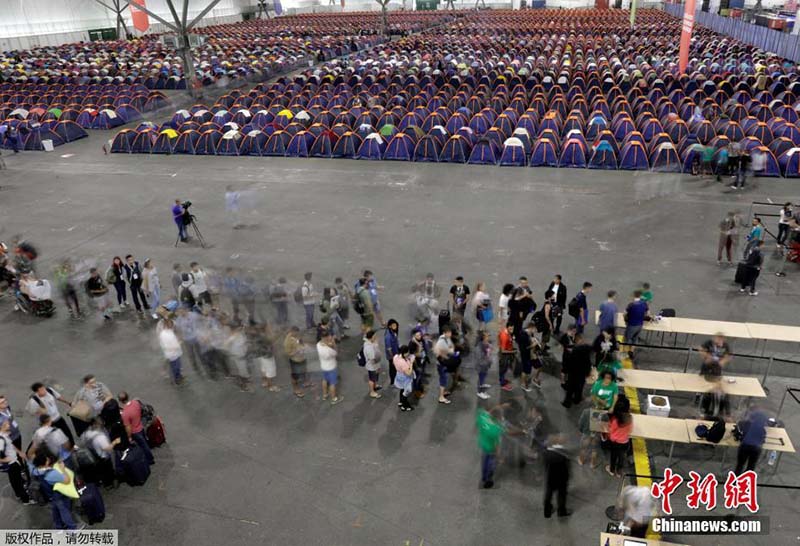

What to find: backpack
left=705, top=417, right=726, bottom=444
left=567, top=296, right=581, bottom=318
left=531, top=309, right=547, bottom=331
left=104, top=267, right=116, bottom=285
left=353, top=290, right=366, bottom=315
left=137, top=400, right=155, bottom=429
left=180, top=286, right=195, bottom=308
left=356, top=348, right=367, bottom=367
left=293, top=285, right=304, bottom=304
left=27, top=471, right=49, bottom=506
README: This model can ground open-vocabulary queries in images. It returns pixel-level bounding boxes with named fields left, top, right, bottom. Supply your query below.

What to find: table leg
left=667, top=441, right=675, bottom=467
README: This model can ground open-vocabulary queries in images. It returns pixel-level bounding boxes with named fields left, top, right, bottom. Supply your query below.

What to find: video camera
left=181, top=200, right=195, bottom=225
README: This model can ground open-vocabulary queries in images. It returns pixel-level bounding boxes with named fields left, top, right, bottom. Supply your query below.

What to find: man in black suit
left=561, top=333, right=591, bottom=408
left=543, top=434, right=572, bottom=518
left=123, top=254, right=149, bottom=313
left=546, top=274, right=567, bottom=334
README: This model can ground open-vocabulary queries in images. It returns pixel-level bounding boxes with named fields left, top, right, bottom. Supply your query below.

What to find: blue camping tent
left=619, top=141, right=650, bottom=170
left=131, top=129, right=157, bottom=153
left=240, top=130, right=269, bottom=156
left=286, top=131, right=314, bottom=157
left=152, top=130, right=178, bottom=154
left=753, top=147, right=781, bottom=177
left=53, top=121, right=87, bottom=143
left=440, top=135, right=471, bottom=163
left=110, top=129, right=136, bottom=153
left=559, top=138, right=587, bottom=168
left=588, top=141, right=617, bottom=169
left=217, top=130, right=243, bottom=156
left=264, top=130, right=291, bottom=156
left=23, top=128, right=64, bottom=150
left=778, top=148, right=800, bottom=177
left=413, top=135, right=442, bottom=162
left=384, top=133, right=414, bottom=161
left=530, top=138, right=559, bottom=167
left=196, top=130, right=222, bottom=155
left=357, top=133, right=387, bottom=160
left=332, top=132, right=362, bottom=158
left=650, top=143, right=681, bottom=172
left=310, top=131, right=337, bottom=158
left=467, top=139, right=498, bottom=165
left=174, top=130, right=201, bottom=154
left=499, top=137, right=527, bottom=167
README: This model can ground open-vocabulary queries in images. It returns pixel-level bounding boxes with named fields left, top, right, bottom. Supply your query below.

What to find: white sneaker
left=477, top=392, right=490, bottom=400
left=521, top=385, right=533, bottom=393
left=480, top=383, right=492, bottom=389
left=739, top=288, right=746, bottom=293
left=749, top=291, right=758, bottom=296
left=151, top=313, right=159, bottom=319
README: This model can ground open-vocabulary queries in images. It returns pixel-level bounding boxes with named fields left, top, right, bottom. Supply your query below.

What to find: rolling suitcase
left=119, top=445, right=150, bottom=486
left=438, top=306, right=451, bottom=335
left=734, top=262, right=750, bottom=285
left=146, top=416, right=166, bottom=448
left=77, top=482, right=106, bottom=524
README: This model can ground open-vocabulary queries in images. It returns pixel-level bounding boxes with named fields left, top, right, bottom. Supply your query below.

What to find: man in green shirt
left=702, top=145, right=714, bottom=176
left=477, top=407, right=505, bottom=488
left=591, top=371, right=619, bottom=410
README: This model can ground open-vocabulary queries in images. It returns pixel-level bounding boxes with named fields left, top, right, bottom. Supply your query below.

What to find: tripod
left=175, top=215, right=206, bottom=248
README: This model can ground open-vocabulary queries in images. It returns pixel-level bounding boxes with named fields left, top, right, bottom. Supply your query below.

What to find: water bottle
left=768, top=450, right=777, bottom=466
left=604, top=538, right=610, bottom=546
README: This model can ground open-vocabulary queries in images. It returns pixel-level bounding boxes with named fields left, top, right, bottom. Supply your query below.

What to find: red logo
left=651, top=469, right=759, bottom=514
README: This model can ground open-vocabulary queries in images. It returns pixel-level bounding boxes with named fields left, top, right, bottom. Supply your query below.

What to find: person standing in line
left=476, top=406, right=505, bottom=489
left=320, top=287, right=345, bottom=340
left=624, top=290, right=649, bottom=349
left=543, top=434, right=572, bottom=518
left=143, top=259, right=160, bottom=319
left=434, top=325, right=460, bottom=405
left=384, top=319, right=400, bottom=387
left=86, top=267, right=111, bottom=321
left=739, top=240, right=764, bottom=296
left=497, top=283, right=514, bottom=327
left=0, top=395, right=23, bottom=451
left=363, top=329, right=383, bottom=399
left=777, top=202, right=793, bottom=248
left=175, top=307, right=205, bottom=378
left=223, top=268, right=243, bottom=322
left=717, top=211, right=739, bottom=266
left=561, top=333, right=591, bottom=408
left=591, top=370, right=619, bottom=411
left=449, top=276, right=471, bottom=318
left=26, top=382, right=73, bottom=445
left=355, top=277, right=375, bottom=333
left=190, top=262, right=212, bottom=307
left=53, top=259, right=82, bottom=319
left=598, top=290, right=617, bottom=332
left=472, top=281, right=492, bottom=332
left=408, top=328, right=428, bottom=399
left=171, top=264, right=183, bottom=297
left=285, top=326, right=311, bottom=397
left=715, top=143, right=729, bottom=182
left=497, top=322, right=515, bottom=392
left=80, top=418, right=119, bottom=486
left=735, top=405, right=768, bottom=473
left=270, top=277, right=290, bottom=327
left=124, top=254, right=149, bottom=314
left=172, top=199, right=187, bottom=242
left=0, top=419, right=33, bottom=504
left=226, top=323, right=252, bottom=392
left=517, top=322, right=536, bottom=392
left=301, top=272, right=316, bottom=330
left=159, top=318, right=184, bottom=385
left=606, top=395, right=633, bottom=478
left=31, top=451, right=77, bottom=530
left=70, top=375, right=112, bottom=438
left=393, top=345, right=415, bottom=412
left=250, top=323, right=280, bottom=392
left=577, top=406, right=600, bottom=468
left=534, top=292, right=554, bottom=353
left=333, top=277, right=352, bottom=328
left=30, top=414, right=71, bottom=462
left=743, top=217, right=764, bottom=258
left=475, top=330, right=493, bottom=400
left=593, top=328, right=620, bottom=371
left=546, top=274, right=567, bottom=334
left=512, top=276, right=536, bottom=331
left=573, top=282, right=592, bottom=335
left=317, top=332, right=343, bottom=405
left=106, top=256, right=127, bottom=311
left=363, top=270, right=385, bottom=327
left=118, top=392, right=155, bottom=465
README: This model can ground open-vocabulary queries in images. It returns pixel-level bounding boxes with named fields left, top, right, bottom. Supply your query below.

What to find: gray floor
left=0, top=132, right=799, bottom=546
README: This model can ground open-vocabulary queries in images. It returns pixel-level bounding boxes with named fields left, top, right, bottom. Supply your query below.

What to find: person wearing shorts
left=363, top=330, right=382, bottom=399
left=250, top=323, right=280, bottom=392
left=317, top=332, right=342, bottom=405
left=434, top=325, right=460, bottom=405
left=283, top=326, right=308, bottom=398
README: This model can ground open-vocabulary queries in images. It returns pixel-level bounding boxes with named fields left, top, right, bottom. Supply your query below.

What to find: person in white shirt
left=26, top=382, right=73, bottom=444
left=159, top=319, right=184, bottom=385
left=317, top=333, right=342, bottom=405
left=30, top=414, right=71, bottom=461
left=225, top=323, right=251, bottom=392
left=472, top=282, right=491, bottom=330
left=81, top=418, right=120, bottom=486
left=498, top=283, right=514, bottom=325
left=143, top=259, right=161, bottom=319
left=301, top=272, right=316, bottom=329
left=190, top=262, right=212, bottom=305
left=0, top=419, right=33, bottom=504
left=363, top=330, right=382, bottom=399
left=777, top=202, right=794, bottom=248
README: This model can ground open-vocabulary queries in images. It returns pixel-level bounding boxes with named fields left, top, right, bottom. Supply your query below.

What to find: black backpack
left=356, top=348, right=367, bottom=367
left=29, top=387, right=57, bottom=409
left=532, top=309, right=547, bottom=331
left=353, top=290, right=366, bottom=315
left=567, top=296, right=581, bottom=318
left=706, top=417, right=726, bottom=443
left=137, top=399, right=155, bottom=428
left=180, top=286, right=195, bottom=308
left=293, top=285, right=304, bottom=304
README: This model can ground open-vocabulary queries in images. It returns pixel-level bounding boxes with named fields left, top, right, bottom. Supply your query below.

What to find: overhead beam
left=181, top=0, right=190, bottom=28
left=124, top=1, right=180, bottom=31
left=164, top=0, right=183, bottom=27
left=188, top=0, right=225, bottom=30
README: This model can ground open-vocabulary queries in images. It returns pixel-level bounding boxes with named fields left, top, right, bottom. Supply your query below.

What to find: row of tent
left=109, top=123, right=798, bottom=176
left=1, top=120, right=87, bottom=151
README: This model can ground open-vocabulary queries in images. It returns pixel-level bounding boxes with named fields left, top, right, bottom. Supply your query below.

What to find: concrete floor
left=0, top=131, right=799, bottom=546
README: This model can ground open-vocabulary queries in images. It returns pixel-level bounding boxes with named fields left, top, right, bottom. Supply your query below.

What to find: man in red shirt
left=118, top=392, right=154, bottom=465
left=498, top=322, right=516, bottom=391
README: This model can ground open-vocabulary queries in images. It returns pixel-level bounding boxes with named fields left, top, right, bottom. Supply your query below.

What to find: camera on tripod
left=181, top=200, right=194, bottom=225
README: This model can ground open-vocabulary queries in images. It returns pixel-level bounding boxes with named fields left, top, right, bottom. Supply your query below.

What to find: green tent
left=47, top=108, right=63, bottom=119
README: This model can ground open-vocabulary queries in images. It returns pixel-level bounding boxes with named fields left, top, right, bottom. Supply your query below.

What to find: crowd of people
left=0, top=375, right=159, bottom=530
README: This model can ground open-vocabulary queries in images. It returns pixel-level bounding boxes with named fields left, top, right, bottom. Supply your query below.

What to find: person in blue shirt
left=574, top=282, right=592, bottom=334
left=624, top=290, right=649, bottom=347
left=31, top=451, right=77, bottom=530
left=598, top=290, right=618, bottom=332
left=384, top=319, right=400, bottom=387
left=736, top=406, right=769, bottom=474
left=172, top=199, right=187, bottom=242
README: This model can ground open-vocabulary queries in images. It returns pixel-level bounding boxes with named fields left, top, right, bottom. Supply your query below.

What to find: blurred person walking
left=284, top=326, right=308, bottom=398
left=543, top=434, right=572, bottom=518
left=158, top=319, right=184, bottom=385
left=475, top=330, right=493, bottom=400
left=300, top=272, right=317, bottom=329
left=269, top=277, right=290, bottom=327
left=250, top=323, right=280, bottom=391
left=143, top=259, right=160, bottom=319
